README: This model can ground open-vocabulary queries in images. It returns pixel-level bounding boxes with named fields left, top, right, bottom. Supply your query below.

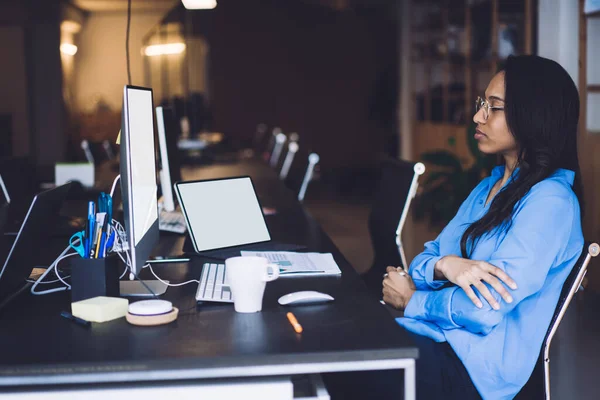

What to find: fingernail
left=477, top=302, right=483, bottom=308
left=507, top=296, right=513, bottom=303
left=493, top=303, right=500, bottom=310
left=511, top=284, right=518, bottom=290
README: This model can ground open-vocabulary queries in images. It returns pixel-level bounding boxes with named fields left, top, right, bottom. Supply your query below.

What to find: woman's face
left=473, top=72, right=519, bottom=157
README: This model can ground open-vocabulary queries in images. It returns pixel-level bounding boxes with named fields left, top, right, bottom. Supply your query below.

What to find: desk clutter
left=69, top=193, right=115, bottom=260
left=71, top=296, right=128, bottom=323
left=68, top=297, right=179, bottom=327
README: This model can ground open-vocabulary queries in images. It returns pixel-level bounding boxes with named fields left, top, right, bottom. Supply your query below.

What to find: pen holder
left=70, top=254, right=121, bottom=302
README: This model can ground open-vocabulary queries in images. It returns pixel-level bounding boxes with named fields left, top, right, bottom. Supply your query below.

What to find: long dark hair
left=460, top=55, right=583, bottom=258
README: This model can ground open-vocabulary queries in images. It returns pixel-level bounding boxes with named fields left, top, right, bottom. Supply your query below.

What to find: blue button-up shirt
left=397, top=166, right=583, bottom=399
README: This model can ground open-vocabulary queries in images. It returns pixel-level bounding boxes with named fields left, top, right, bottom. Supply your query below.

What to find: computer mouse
left=278, top=291, right=334, bottom=306
left=128, top=299, right=173, bottom=316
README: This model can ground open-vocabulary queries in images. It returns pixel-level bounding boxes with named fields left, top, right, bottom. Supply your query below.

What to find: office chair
left=252, top=123, right=268, bottom=154
left=280, top=141, right=299, bottom=180
left=269, top=133, right=287, bottom=168
left=102, top=140, right=115, bottom=160
left=361, top=158, right=425, bottom=295
left=0, top=173, right=10, bottom=204
left=297, top=153, right=320, bottom=202
left=515, top=241, right=599, bottom=400
left=80, top=140, right=94, bottom=164
left=263, top=127, right=281, bottom=162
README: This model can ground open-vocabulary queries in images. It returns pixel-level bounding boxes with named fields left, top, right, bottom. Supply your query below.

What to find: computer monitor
left=155, top=106, right=182, bottom=212
left=120, top=85, right=159, bottom=278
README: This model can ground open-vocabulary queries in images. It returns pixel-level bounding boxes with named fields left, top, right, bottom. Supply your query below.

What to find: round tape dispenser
left=126, top=299, right=179, bottom=326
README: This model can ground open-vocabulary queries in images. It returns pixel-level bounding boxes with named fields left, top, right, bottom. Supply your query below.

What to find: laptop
left=0, top=183, right=73, bottom=301
left=175, top=176, right=305, bottom=259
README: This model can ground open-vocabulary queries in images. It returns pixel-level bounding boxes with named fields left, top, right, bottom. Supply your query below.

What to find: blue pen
left=104, top=231, right=116, bottom=255
left=87, top=201, right=95, bottom=258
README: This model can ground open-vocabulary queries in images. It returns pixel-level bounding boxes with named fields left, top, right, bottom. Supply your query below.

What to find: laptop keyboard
left=159, top=210, right=186, bottom=234
left=195, top=263, right=233, bottom=303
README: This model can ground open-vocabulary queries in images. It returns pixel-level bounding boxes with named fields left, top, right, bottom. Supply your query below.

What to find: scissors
left=69, top=231, right=87, bottom=258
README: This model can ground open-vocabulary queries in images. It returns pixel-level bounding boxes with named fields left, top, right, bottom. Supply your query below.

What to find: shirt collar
left=490, top=165, right=575, bottom=185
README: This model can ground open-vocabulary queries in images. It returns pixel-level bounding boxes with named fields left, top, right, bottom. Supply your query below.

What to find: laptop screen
left=175, top=177, right=271, bottom=252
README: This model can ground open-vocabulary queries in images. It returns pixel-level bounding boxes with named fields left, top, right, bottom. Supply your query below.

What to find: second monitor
left=119, top=85, right=159, bottom=280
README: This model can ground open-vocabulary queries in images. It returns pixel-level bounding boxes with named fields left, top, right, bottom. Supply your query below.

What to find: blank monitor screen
left=155, top=106, right=181, bottom=212
left=175, top=177, right=271, bottom=252
left=120, top=86, right=159, bottom=274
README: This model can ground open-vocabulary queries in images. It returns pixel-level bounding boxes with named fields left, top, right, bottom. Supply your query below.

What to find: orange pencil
left=287, top=312, right=303, bottom=333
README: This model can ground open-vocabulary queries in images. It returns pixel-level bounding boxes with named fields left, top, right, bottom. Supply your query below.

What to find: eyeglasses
left=475, top=96, right=504, bottom=120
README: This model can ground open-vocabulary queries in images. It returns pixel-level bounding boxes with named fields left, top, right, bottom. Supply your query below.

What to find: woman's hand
left=435, top=256, right=518, bottom=310
left=382, top=266, right=417, bottom=310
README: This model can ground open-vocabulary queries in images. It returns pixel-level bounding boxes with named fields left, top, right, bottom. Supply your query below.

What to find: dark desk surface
left=0, top=160, right=417, bottom=387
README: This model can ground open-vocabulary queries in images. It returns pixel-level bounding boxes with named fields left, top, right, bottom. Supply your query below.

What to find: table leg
left=404, top=359, right=416, bottom=400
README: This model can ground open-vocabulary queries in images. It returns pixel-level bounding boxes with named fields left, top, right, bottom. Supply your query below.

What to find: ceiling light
left=60, top=43, right=78, bottom=56
left=144, top=43, right=186, bottom=56
left=181, top=0, right=217, bottom=10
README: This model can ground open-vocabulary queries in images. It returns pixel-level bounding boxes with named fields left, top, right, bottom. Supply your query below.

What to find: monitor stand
left=119, top=280, right=169, bottom=297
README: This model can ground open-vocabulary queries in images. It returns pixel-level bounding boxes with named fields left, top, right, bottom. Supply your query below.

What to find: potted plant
left=414, top=122, right=497, bottom=228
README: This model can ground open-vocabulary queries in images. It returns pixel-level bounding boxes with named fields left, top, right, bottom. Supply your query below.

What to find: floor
left=304, top=187, right=600, bottom=399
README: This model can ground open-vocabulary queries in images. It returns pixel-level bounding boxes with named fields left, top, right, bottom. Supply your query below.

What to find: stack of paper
left=240, top=251, right=342, bottom=276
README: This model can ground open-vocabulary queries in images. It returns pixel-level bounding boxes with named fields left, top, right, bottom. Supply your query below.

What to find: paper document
left=240, top=251, right=342, bottom=276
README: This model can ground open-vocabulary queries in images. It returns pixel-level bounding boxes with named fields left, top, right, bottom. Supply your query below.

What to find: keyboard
left=159, top=210, right=187, bottom=234
left=195, top=263, right=233, bottom=303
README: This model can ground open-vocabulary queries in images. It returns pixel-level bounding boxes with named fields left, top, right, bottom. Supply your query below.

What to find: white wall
left=537, top=0, right=579, bottom=85
left=74, top=11, right=165, bottom=112
left=539, top=0, right=600, bottom=132
left=0, top=26, right=29, bottom=156
left=587, top=18, right=600, bottom=132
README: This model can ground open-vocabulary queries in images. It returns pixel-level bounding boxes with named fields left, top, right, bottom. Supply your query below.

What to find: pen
left=286, top=312, right=303, bottom=334
left=105, top=231, right=116, bottom=253
left=87, top=201, right=95, bottom=258
left=61, top=311, right=91, bottom=328
left=83, top=220, right=89, bottom=258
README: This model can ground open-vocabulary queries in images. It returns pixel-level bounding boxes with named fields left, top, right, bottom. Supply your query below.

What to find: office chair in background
left=269, top=132, right=287, bottom=168
left=515, top=241, right=599, bottom=400
left=80, top=140, right=94, bottom=164
left=361, top=158, right=425, bottom=295
left=102, top=140, right=115, bottom=160
left=251, top=123, right=268, bottom=155
left=279, top=141, right=299, bottom=180
left=297, top=153, right=319, bottom=202
left=280, top=149, right=320, bottom=203
left=260, top=127, right=280, bottom=162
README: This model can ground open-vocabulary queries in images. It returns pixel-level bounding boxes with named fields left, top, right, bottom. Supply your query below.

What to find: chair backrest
left=80, top=140, right=95, bottom=164
left=102, top=140, right=115, bottom=160
left=269, top=133, right=287, bottom=167
left=263, top=127, right=281, bottom=162
left=297, top=153, right=319, bottom=202
left=252, top=123, right=268, bottom=152
left=279, top=141, right=299, bottom=180
left=516, top=241, right=599, bottom=400
left=362, top=158, right=424, bottom=294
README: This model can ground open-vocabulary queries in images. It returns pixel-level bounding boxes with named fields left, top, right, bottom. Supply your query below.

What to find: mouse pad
left=182, top=234, right=306, bottom=260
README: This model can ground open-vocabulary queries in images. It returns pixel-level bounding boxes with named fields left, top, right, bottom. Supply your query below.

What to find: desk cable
left=145, top=263, right=200, bottom=287
left=30, top=247, right=76, bottom=295
left=28, top=219, right=178, bottom=298
left=30, top=219, right=130, bottom=296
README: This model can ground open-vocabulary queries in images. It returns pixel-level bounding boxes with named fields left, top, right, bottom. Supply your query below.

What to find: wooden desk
left=0, top=160, right=417, bottom=399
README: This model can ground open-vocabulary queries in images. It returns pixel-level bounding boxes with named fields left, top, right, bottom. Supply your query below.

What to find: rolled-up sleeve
left=405, top=185, right=576, bottom=335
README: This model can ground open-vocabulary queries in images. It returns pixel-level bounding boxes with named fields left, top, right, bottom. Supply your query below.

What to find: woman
left=324, top=55, right=583, bottom=399
left=382, top=55, right=584, bottom=399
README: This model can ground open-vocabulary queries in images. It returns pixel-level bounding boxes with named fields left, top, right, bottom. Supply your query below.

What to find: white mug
left=225, top=256, right=280, bottom=313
